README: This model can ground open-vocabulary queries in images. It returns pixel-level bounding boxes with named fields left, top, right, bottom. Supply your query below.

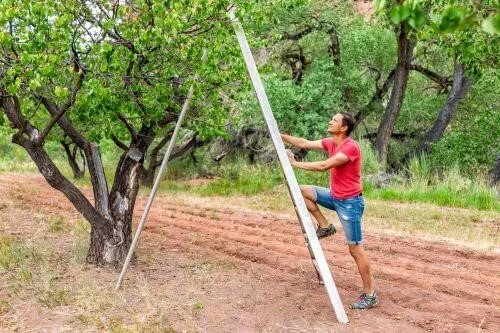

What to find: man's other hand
left=286, top=149, right=296, bottom=165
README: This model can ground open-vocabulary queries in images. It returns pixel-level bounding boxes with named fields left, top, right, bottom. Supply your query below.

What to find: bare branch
left=354, top=68, right=396, bottom=128
left=117, top=113, right=138, bottom=140
left=111, top=133, right=129, bottom=151
left=34, top=93, right=87, bottom=148
left=410, top=64, right=452, bottom=89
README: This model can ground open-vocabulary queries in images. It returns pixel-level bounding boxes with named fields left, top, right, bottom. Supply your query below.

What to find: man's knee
left=348, top=244, right=365, bottom=258
left=300, top=185, right=315, bottom=201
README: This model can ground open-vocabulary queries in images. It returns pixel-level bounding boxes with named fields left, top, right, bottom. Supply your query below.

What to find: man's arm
left=281, top=134, right=323, bottom=150
left=286, top=150, right=350, bottom=171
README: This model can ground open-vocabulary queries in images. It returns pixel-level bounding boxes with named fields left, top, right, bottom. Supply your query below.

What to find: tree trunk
left=105, top=149, right=142, bottom=263
left=489, top=154, right=500, bottom=188
left=0, top=91, right=145, bottom=266
left=141, top=134, right=171, bottom=187
left=354, top=68, right=396, bottom=130
left=61, top=140, right=85, bottom=179
left=418, top=63, right=471, bottom=154
left=375, top=26, right=415, bottom=167
left=328, top=27, right=341, bottom=66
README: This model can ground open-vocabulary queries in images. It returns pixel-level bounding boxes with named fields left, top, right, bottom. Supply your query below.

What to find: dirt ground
left=0, top=172, right=499, bottom=332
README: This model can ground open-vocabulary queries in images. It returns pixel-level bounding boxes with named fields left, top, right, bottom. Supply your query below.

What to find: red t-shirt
left=321, top=137, right=362, bottom=199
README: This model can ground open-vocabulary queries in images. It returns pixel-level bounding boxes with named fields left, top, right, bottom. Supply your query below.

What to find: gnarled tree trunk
left=418, top=62, right=471, bottom=154
left=375, top=26, right=415, bottom=168
left=0, top=89, right=158, bottom=266
left=61, top=139, right=85, bottom=179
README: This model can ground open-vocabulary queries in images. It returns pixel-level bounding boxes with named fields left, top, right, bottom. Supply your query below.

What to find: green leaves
left=54, top=86, right=69, bottom=99
left=407, top=6, right=426, bottom=30
left=375, top=0, right=500, bottom=35
left=437, top=6, right=471, bottom=32
left=389, top=2, right=426, bottom=30
left=390, top=5, right=411, bottom=25
left=481, top=13, right=500, bottom=35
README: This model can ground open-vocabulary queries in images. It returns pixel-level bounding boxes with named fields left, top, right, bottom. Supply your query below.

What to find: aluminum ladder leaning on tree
left=115, top=6, right=348, bottom=324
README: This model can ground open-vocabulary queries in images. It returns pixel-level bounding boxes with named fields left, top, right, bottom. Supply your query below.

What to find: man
left=281, top=112, right=378, bottom=310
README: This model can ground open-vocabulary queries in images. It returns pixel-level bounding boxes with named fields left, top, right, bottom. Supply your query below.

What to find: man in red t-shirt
left=281, top=112, right=378, bottom=310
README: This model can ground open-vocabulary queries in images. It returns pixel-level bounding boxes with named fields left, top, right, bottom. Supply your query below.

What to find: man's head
left=328, top=112, right=355, bottom=136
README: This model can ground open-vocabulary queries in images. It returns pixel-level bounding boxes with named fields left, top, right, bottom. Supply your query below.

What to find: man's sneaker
left=351, top=292, right=379, bottom=310
left=316, top=224, right=336, bottom=239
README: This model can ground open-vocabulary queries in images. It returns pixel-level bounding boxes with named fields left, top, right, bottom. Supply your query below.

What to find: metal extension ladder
left=229, top=7, right=348, bottom=323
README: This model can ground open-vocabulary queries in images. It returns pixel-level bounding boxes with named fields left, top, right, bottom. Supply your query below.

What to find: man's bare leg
left=348, top=244, right=374, bottom=294
left=300, top=185, right=330, bottom=228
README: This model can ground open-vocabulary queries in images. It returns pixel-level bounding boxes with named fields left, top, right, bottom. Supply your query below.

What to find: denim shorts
left=312, top=186, right=365, bottom=245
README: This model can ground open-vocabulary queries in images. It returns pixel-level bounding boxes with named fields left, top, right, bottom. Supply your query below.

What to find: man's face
left=327, top=113, right=345, bottom=134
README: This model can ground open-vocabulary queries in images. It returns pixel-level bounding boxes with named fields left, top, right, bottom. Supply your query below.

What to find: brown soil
left=0, top=172, right=499, bottom=332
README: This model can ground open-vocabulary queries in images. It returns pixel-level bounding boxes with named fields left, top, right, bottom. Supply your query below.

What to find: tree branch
left=354, top=68, right=396, bottom=128
left=117, top=113, right=138, bottom=141
left=38, top=66, right=85, bottom=144
left=111, top=133, right=129, bottom=151
left=1, top=91, right=39, bottom=140
left=34, top=93, right=87, bottom=148
left=410, top=64, right=452, bottom=89
left=154, top=133, right=198, bottom=168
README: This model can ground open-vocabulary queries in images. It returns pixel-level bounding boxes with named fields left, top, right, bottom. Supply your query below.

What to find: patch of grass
left=0, top=236, right=39, bottom=270
left=366, top=200, right=499, bottom=249
left=192, top=300, right=204, bottom=317
left=18, top=264, right=33, bottom=282
left=0, top=136, right=38, bottom=172
left=181, top=259, right=238, bottom=275
left=48, top=216, right=69, bottom=233
left=38, top=287, right=70, bottom=308
left=192, top=301, right=204, bottom=310
left=0, top=299, right=11, bottom=314
left=34, top=262, right=71, bottom=308
left=99, top=316, right=178, bottom=333
left=71, top=219, right=90, bottom=265
left=366, top=178, right=498, bottom=211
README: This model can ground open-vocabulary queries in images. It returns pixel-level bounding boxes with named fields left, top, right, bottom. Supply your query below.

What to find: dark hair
left=340, top=112, right=355, bottom=136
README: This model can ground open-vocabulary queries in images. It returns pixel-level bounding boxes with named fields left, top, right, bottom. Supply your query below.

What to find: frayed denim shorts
left=312, top=186, right=365, bottom=245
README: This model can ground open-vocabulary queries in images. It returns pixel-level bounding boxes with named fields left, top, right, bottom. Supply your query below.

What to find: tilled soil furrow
left=358, top=250, right=498, bottom=297
left=367, top=234, right=499, bottom=267
left=144, top=200, right=500, bottom=274
left=144, top=222, right=351, bottom=282
left=144, top=214, right=500, bottom=319
left=142, top=216, right=499, bottom=332
left=146, top=210, right=358, bottom=271
left=151, top=205, right=499, bottom=289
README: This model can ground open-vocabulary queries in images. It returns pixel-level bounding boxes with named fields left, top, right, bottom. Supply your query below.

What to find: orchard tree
left=0, top=0, right=301, bottom=265
left=372, top=0, right=499, bottom=167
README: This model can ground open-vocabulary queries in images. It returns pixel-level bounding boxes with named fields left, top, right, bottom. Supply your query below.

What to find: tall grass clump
left=359, top=139, right=382, bottom=175
left=192, top=162, right=284, bottom=196
left=408, top=154, right=431, bottom=186
left=368, top=152, right=499, bottom=211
